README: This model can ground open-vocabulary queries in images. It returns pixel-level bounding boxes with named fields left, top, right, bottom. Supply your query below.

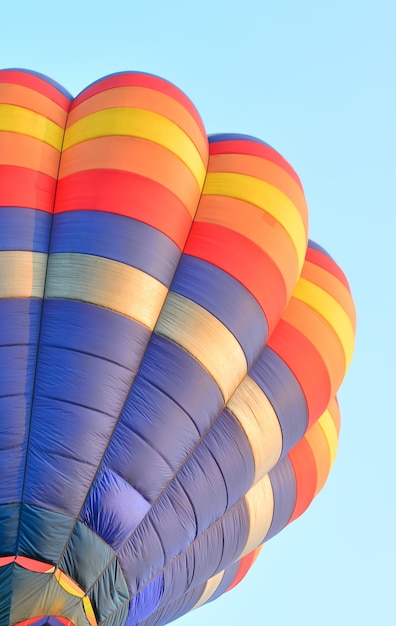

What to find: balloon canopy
left=0, top=69, right=356, bottom=626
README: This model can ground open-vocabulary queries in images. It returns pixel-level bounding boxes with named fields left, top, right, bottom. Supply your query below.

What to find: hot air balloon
left=0, top=69, right=356, bottom=626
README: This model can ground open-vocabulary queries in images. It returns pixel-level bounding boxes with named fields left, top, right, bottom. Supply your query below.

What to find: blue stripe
left=250, top=347, right=308, bottom=455
left=0, top=504, right=19, bottom=555
left=171, top=255, right=268, bottom=367
left=308, top=238, right=332, bottom=258
left=0, top=208, right=51, bottom=252
left=18, top=504, right=75, bottom=564
left=0, top=563, right=12, bottom=625
left=41, top=299, right=151, bottom=370
left=23, top=301, right=151, bottom=515
left=127, top=573, right=164, bottom=625
left=104, top=333, right=224, bottom=501
left=81, top=469, right=150, bottom=552
left=208, top=132, right=273, bottom=149
left=50, top=211, right=181, bottom=285
left=0, top=300, right=41, bottom=504
left=265, top=455, right=296, bottom=541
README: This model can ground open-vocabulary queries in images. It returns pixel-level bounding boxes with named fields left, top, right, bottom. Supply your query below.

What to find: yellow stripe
left=317, top=408, right=339, bottom=469
left=227, top=376, right=282, bottom=482
left=45, top=253, right=167, bottom=329
left=0, top=251, right=47, bottom=298
left=55, top=570, right=84, bottom=597
left=0, top=104, right=64, bottom=149
left=155, top=292, right=247, bottom=401
left=63, top=107, right=207, bottom=187
left=241, top=474, right=274, bottom=557
left=192, top=570, right=225, bottom=609
left=203, top=172, right=307, bottom=271
left=293, top=277, right=355, bottom=368
left=83, top=596, right=98, bottom=626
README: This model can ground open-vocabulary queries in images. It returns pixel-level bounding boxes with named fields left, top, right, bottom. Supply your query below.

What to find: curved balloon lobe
left=0, top=68, right=356, bottom=626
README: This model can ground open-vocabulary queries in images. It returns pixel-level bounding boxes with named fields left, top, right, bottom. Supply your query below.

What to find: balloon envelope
left=0, top=69, right=356, bottom=626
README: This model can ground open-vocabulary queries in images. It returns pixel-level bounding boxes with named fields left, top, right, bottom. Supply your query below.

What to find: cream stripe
left=63, top=108, right=207, bottom=187
left=45, top=253, right=167, bottom=329
left=293, top=277, right=355, bottom=368
left=0, top=251, right=47, bottom=298
left=241, top=474, right=274, bottom=557
left=227, top=376, right=282, bottom=482
left=155, top=292, right=248, bottom=400
left=202, top=172, right=307, bottom=271
left=317, top=409, right=339, bottom=469
left=192, top=570, right=225, bottom=610
left=0, top=104, right=64, bottom=149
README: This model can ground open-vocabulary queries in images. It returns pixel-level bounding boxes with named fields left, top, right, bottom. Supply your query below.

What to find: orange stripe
left=305, top=247, right=351, bottom=291
left=304, top=420, right=331, bottom=496
left=0, top=131, right=61, bottom=178
left=288, top=437, right=317, bottom=523
left=208, top=153, right=308, bottom=232
left=184, top=221, right=287, bottom=332
left=67, top=85, right=208, bottom=164
left=0, top=82, right=68, bottom=126
left=196, top=195, right=299, bottom=300
left=281, top=297, right=346, bottom=403
left=327, top=396, right=341, bottom=435
left=59, top=136, right=202, bottom=215
left=71, top=72, right=205, bottom=134
left=0, top=165, right=56, bottom=212
left=301, top=260, right=356, bottom=331
left=0, top=69, right=71, bottom=110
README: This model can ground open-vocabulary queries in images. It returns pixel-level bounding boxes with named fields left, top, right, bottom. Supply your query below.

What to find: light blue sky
left=2, top=1, right=395, bottom=624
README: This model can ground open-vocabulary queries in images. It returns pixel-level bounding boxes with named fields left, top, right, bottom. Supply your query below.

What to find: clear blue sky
left=2, top=1, right=394, bottom=624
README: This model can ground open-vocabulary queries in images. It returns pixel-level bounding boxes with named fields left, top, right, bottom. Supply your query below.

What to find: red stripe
left=288, top=437, right=317, bottom=523
left=209, top=138, right=303, bottom=188
left=226, top=550, right=256, bottom=592
left=267, top=319, right=332, bottom=427
left=0, top=165, right=56, bottom=212
left=184, top=222, right=287, bottom=333
left=55, top=170, right=193, bottom=248
left=305, top=247, right=351, bottom=291
left=0, top=69, right=71, bottom=110
left=71, top=72, right=206, bottom=134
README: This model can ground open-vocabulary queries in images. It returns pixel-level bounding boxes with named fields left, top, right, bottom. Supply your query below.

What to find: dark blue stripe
left=23, top=300, right=152, bottom=515
left=49, top=211, right=181, bottom=285
left=60, top=521, right=129, bottom=622
left=308, top=238, right=332, bottom=258
left=0, top=208, right=52, bottom=252
left=171, top=255, right=268, bottom=367
left=0, top=299, right=41, bottom=504
left=0, top=299, right=41, bottom=346
left=118, top=516, right=165, bottom=595
left=81, top=469, right=150, bottom=552
left=41, top=299, right=151, bottom=370
left=18, top=504, right=75, bottom=564
left=0, top=504, right=19, bottom=555
left=104, top=333, right=224, bottom=501
left=126, top=573, right=164, bottom=625
left=0, top=563, right=12, bottom=625
left=265, top=455, right=296, bottom=541
left=208, top=132, right=273, bottom=149
left=250, top=347, right=308, bottom=455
